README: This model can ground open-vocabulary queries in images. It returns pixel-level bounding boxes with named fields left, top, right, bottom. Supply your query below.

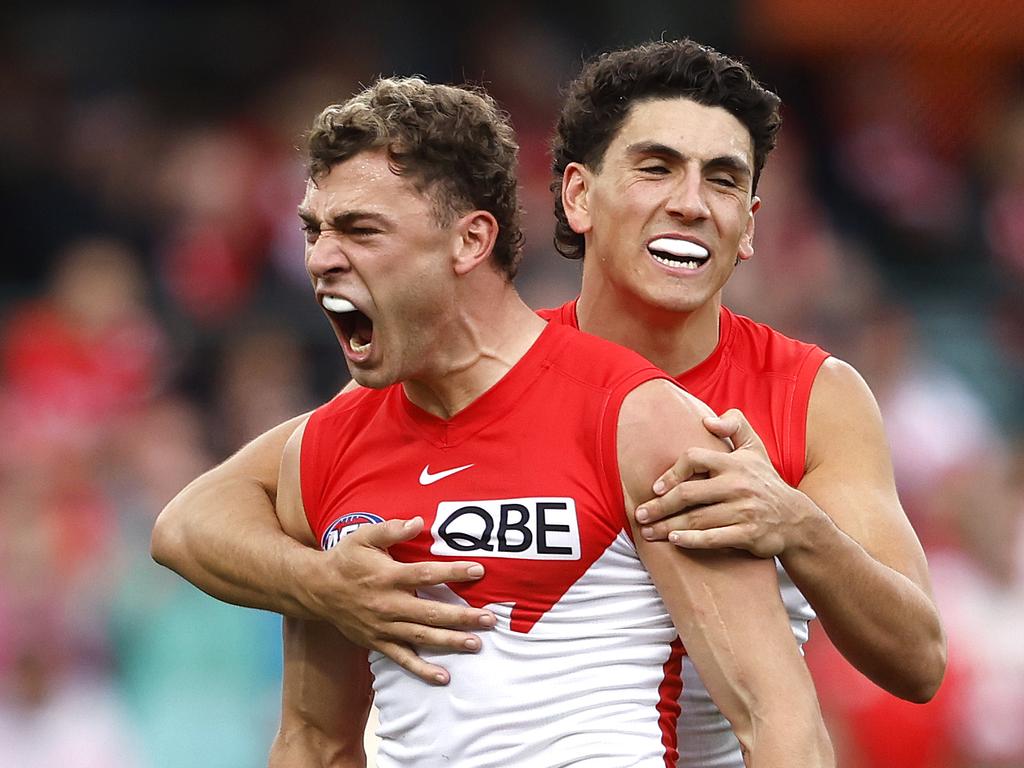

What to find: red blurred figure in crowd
left=1, top=237, right=166, bottom=458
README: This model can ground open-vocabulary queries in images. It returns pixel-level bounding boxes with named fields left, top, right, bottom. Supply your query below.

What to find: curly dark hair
left=551, top=39, right=782, bottom=260
left=307, top=77, right=524, bottom=279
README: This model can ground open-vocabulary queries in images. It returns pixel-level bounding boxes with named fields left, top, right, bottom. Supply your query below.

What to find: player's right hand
left=305, top=516, right=496, bottom=685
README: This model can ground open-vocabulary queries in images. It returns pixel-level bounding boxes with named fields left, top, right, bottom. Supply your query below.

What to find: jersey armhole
left=785, top=348, right=830, bottom=486
left=299, top=409, right=324, bottom=544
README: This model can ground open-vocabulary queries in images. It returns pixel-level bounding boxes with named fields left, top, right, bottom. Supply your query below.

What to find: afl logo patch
left=321, top=512, right=384, bottom=551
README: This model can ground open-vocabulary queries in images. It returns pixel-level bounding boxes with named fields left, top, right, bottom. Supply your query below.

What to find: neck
left=576, top=280, right=722, bottom=377
left=403, top=285, right=545, bottom=419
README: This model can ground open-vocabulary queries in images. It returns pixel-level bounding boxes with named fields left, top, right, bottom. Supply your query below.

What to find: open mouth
left=322, top=296, right=374, bottom=356
left=648, top=238, right=710, bottom=271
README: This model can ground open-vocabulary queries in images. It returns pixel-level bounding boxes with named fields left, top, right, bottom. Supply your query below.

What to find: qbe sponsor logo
left=430, top=497, right=580, bottom=560
left=321, top=512, right=385, bottom=551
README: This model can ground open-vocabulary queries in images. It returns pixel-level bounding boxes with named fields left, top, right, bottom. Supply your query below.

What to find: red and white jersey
left=301, top=322, right=684, bottom=767
left=542, top=299, right=830, bottom=768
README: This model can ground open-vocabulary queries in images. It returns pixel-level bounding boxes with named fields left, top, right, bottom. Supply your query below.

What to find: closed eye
left=638, top=165, right=670, bottom=175
left=709, top=176, right=738, bottom=188
left=301, top=223, right=320, bottom=244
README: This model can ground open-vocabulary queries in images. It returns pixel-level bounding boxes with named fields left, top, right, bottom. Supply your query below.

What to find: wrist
left=281, top=544, right=328, bottom=621
left=781, top=490, right=832, bottom=561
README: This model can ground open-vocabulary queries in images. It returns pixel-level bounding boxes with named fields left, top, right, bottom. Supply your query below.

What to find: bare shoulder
left=810, top=356, right=878, bottom=408
left=620, top=378, right=714, bottom=452
left=618, top=379, right=726, bottom=511
left=209, top=412, right=312, bottom=500
left=620, top=378, right=715, bottom=429
left=806, top=356, right=889, bottom=471
left=802, top=355, right=910, bottom=552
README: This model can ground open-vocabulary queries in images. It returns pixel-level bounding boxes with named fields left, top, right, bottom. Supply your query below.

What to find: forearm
left=663, top=552, right=833, bottom=767
left=783, top=508, right=946, bottom=702
left=152, top=470, right=321, bottom=619
left=619, top=384, right=833, bottom=763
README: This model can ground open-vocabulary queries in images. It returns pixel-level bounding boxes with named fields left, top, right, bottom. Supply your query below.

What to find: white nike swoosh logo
left=419, top=463, right=474, bottom=485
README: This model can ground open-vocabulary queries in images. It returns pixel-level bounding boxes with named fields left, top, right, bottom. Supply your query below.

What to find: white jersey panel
left=371, top=531, right=679, bottom=767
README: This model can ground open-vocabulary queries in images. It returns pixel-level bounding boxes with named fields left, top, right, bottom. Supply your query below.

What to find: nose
left=305, top=231, right=351, bottom=282
left=664, top=171, right=710, bottom=221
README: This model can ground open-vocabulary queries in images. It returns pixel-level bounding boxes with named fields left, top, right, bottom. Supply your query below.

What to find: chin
left=637, top=288, right=708, bottom=315
left=347, top=366, right=396, bottom=391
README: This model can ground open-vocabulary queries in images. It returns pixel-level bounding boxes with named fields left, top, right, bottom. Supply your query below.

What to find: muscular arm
left=151, top=408, right=496, bottom=685
left=638, top=358, right=946, bottom=702
left=619, top=380, right=833, bottom=768
left=151, top=414, right=320, bottom=617
left=269, top=422, right=372, bottom=768
left=271, top=618, right=372, bottom=768
left=782, top=358, right=945, bottom=702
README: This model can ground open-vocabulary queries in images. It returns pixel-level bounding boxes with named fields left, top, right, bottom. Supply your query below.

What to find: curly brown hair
left=551, top=39, right=782, bottom=260
left=307, top=77, right=524, bottom=279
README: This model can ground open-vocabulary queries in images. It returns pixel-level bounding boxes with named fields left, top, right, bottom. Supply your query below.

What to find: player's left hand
left=634, top=408, right=817, bottom=558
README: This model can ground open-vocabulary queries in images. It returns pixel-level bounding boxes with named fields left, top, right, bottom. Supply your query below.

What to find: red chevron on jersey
left=302, top=322, right=670, bottom=634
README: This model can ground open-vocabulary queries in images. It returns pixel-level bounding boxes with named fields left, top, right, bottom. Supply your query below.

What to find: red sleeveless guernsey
left=539, top=300, right=829, bottom=488
left=540, top=299, right=831, bottom=768
left=301, top=321, right=684, bottom=767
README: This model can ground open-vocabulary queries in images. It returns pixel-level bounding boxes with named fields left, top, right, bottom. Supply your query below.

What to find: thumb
left=703, top=409, right=766, bottom=453
left=355, top=516, right=424, bottom=549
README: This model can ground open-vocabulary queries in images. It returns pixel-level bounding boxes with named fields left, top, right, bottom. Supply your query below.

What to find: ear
left=452, top=210, right=499, bottom=276
left=737, top=196, right=760, bottom=262
left=561, top=162, right=594, bottom=236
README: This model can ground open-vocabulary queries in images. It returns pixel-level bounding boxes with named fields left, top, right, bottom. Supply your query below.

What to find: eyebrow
left=625, top=141, right=752, bottom=179
left=626, top=141, right=686, bottom=162
left=705, top=155, right=752, bottom=180
left=296, top=207, right=390, bottom=229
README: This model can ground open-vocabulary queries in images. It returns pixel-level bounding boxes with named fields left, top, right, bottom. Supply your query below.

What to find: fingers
left=702, top=407, right=746, bottom=440
left=667, top=525, right=758, bottom=551
left=650, top=452, right=718, bottom=499
left=703, top=408, right=768, bottom=454
left=366, top=608, right=500, bottom=686
left=351, top=521, right=489, bottom=586
left=383, top=588, right=496, bottom=631
left=638, top=501, right=761, bottom=548
left=638, top=472, right=731, bottom=524
left=638, top=499, right=784, bottom=557
left=336, top=520, right=488, bottom=589
left=375, top=640, right=453, bottom=686
left=386, top=621, right=486, bottom=654
left=345, top=595, right=499, bottom=685
left=667, top=523, right=781, bottom=557
left=355, top=516, right=425, bottom=548
left=639, top=502, right=734, bottom=540
left=393, top=559, right=487, bottom=589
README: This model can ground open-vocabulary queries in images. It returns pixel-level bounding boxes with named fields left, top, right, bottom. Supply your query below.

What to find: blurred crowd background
left=2, top=2, right=1023, bottom=766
